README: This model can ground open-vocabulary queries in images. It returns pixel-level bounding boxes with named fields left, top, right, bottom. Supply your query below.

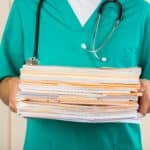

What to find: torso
left=13, top=0, right=150, bottom=149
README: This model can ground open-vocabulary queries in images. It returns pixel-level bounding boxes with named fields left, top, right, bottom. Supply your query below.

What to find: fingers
left=139, top=79, right=146, bottom=92
left=8, top=77, right=20, bottom=113
left=9, top=101, right=17, bottom=112
left=138, top=79, right=150, bottom=115
left=138, top=96, right=149, bottom=116
left=8, top=89, right=17, bottom=112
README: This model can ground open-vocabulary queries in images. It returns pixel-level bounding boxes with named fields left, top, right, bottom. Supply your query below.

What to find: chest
left=24, top=0, right=143, bottom=68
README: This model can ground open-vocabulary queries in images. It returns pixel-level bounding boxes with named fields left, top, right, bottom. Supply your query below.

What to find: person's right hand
left=0, top=77, right=20, bottom=112
left=8, top=77, right=20, bottom=112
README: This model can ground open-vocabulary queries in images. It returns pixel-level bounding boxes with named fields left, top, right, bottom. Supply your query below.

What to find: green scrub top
left=1, top=0, right=150, bottom=149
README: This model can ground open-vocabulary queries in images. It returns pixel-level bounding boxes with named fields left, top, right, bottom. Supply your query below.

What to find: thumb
left=139, top=80, right=146, bottom=92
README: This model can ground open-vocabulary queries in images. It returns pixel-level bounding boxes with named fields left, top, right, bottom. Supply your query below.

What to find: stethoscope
left=26, top=0, right=123, bottom=65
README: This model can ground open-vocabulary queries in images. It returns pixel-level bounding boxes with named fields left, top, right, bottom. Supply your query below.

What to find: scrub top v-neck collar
left=56, top=0, right=126, bottom=31
left=64, top=0, right=141, bottom=30
left=67, top=0, right=102, bottom=27
left=62, top=0, right=101, bottom=31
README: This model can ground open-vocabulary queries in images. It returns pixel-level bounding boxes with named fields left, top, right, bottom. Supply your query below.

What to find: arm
left=0, top=0, right=24, bottom=112
left=0, top=77, right=19, bottom=112
left=139, top=14, right=150, bottom=115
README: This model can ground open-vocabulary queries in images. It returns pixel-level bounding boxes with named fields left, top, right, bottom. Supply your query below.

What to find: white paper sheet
left=17, top=65, right=142, bottom=123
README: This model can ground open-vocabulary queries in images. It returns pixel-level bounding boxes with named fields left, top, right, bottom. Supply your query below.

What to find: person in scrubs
left=0, top=0, right=150, bottom=149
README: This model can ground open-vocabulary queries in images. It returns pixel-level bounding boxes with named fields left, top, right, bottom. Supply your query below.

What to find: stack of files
left=16, top=65, right=142, bottom=123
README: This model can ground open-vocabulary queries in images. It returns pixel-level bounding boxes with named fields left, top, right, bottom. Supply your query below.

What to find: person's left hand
left=138, top=79, right=150, bottom=115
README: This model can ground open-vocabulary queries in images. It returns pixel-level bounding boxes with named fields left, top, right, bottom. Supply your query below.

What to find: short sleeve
left=0, top=0, right=24, bottom=80
left=140, top=14, right=150, bottom=80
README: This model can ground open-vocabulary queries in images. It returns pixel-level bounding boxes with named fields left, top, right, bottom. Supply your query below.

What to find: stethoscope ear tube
left=26, top=0, right=44, bottom=65
left=33, top=0, right=44, bottom=60
left=98, top=0, right=123, bottom=20
left=116, top=1, right=123, bottom=20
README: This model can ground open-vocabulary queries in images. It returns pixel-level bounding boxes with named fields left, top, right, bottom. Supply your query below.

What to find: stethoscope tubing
left=99, top=0, right=123, bottom=20
left=27, top=0, right=123, bottom=65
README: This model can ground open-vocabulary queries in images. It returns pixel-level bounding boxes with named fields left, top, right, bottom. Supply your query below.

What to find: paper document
left=17, top=65, right=142, bottom=123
